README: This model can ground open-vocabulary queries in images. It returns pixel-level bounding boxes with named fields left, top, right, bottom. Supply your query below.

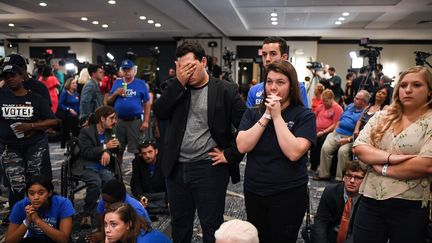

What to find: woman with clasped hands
left=236, top=60, right=316, bottom=243
left=352, top=66, right=432, bottom=243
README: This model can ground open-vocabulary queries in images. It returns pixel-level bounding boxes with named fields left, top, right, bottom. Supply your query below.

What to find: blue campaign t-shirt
left=9, top=195, right=75, bottom=240
left=110, top=78, right=150, bottom=118
left=335, top=103, right=364, bottom=136
left=97, top=193, right=150, bottom=222
left=246, top=83, right=264, bottom=108
left=239, top=105, right=316, bottom=196
left=136, top=229, right=172, bottom=243
left=246, top=82, right=309, bottom=108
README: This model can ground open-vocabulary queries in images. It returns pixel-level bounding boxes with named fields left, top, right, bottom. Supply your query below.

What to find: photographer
left=320, top=67, right=342, bottom=103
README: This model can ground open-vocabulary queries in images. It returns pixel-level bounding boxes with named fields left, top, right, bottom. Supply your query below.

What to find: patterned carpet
left=0, top=141, right=332, bottom=242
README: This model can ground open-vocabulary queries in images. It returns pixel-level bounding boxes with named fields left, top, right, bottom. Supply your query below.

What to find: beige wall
left=317, top=43, right=432, bottom=87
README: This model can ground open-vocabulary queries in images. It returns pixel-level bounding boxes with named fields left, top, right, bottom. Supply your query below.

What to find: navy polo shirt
left=239, top=105, right=316, bottom=196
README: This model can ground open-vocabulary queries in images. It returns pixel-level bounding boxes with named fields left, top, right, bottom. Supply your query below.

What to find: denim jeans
left=72, top=161, right=114, bottom=214
left=144, top=192, right=169, bottom=214
left=0, top=136, right=52, bottom=209
left=166, top=159, right=229, bottom=243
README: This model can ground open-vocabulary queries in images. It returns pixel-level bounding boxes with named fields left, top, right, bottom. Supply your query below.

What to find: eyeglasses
left=354, top=97, right=366, bottom=102
left=344, top=174, right=364, bottom=181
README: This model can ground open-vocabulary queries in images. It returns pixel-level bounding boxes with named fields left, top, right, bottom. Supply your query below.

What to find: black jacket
left=76, top=124, right=115, bottom=165
left=130, top=156, right=166, bottom=198
left=153, top=77, right=246, bottom=183
left=311, top=183, right=360, bottom=243
left=312, top=183, right=345, bottom=243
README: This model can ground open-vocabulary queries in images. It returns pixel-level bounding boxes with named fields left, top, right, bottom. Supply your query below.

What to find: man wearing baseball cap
left=2, top=54, right=52, bottom=108
left=107, top=59, right=151, bottom=164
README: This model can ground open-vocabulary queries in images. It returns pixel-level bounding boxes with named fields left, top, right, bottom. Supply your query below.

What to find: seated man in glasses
left=311, top=160, right=366, bottom=243
left=131, top=140, right=168, bottom=221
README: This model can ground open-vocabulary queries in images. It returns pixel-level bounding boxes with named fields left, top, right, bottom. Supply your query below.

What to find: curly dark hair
left=175, top=40, right=206, bottom=61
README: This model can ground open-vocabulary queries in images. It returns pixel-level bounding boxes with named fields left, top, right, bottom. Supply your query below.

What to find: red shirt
left=100, top=75, right=115, bottom=95
left=39, top=75, right=59, bottom=113
left=312, top=97, right=323, bottom=113
left=315, top=102, right=343, bottom=132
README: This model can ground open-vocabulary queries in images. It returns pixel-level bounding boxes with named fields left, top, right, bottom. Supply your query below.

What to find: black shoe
left=149, top=215, right=159, bottom=222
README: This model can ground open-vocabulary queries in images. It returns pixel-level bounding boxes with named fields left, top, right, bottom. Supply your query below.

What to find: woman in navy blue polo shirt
left=237, top=60, right=316, bottom=243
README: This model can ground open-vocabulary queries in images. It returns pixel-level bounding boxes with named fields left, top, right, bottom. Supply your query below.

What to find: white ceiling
left=0, top=0, right=431, bottom=41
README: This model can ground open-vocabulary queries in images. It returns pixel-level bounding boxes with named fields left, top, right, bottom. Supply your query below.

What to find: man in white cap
left=107, top=59, right=151, bottom=163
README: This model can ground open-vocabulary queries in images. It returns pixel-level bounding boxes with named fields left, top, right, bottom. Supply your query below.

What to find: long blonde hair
left=78, top=68, right=90, bottom=85
left=370, top=66, right=432, bottom=147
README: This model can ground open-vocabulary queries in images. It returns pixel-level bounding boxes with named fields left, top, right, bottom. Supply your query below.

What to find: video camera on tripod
left=306, top=61, right=323, bottom=71
left=358, top=38, right=383, bottom=71
left=221, top=47, right=236, bottom=82
left=414, top=51, right=431, bottom=68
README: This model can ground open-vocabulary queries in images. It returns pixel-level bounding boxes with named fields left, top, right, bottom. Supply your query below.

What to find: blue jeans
left=166, top=160, right=229, bottom=243
left=0, top=137, right=52, bottom=209
left=72, top=161, right=114, bottom=214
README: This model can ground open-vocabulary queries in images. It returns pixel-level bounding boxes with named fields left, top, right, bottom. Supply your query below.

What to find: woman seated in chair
left=6, top=175, right=75, bottom=243
left=72, top=105, right=120, bottom=229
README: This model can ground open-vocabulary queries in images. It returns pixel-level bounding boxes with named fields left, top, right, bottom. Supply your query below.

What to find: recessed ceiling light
left=92, top=21, right=99, bottom=25
left=271, top=13, right=278, bottom=17
left=271, top=21, right=278, bottom=25
left=39, top=2, right=47, bottom=7
left=155, top=23, right=161, bottom=27
left=335, top=21, right=342, bottom=25
left=108, top=0, right=116, bottom=4
left=147, top=20, right=154, bottom=24
left=8, top=23, right=15, bottom=27
left=81, top=17, right=88, bottom=21
left=338, top=17, right=345, bottom=21
left=139, top=16, right=146, bottom=20
left=271, top=17, right=277, bottom=21
left=342, top=12, right=350, bottom=16
left=102, top=24, right=109, bottom=28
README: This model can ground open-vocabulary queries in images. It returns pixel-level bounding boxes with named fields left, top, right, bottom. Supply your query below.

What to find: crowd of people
left=0, top=37, right=431, bottom=243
